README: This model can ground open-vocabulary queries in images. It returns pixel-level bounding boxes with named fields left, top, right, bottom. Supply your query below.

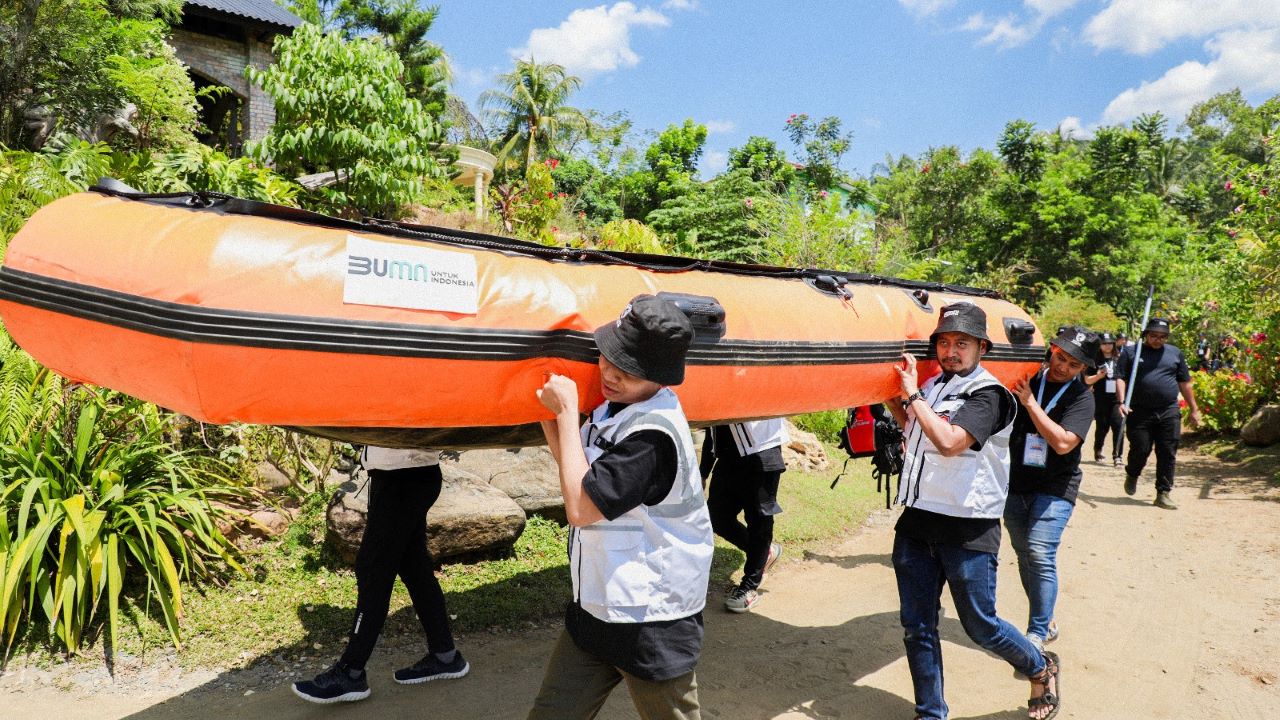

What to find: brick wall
left=170, top=28, right=279, bottom=143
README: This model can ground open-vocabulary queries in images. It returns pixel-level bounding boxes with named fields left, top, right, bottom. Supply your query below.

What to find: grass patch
left=1189, top=435, right=1280, bottom=485
left=12, top=444, right=888, bottom=670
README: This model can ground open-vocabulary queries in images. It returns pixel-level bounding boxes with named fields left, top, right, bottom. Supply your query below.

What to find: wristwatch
left=902, top=390, right=924, bottom=409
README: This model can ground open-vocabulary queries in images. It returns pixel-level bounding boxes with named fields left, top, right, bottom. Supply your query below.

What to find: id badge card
left=1105, top=379, right=1117, bottom=393
left=1023, top=434, right=1048, bottom=468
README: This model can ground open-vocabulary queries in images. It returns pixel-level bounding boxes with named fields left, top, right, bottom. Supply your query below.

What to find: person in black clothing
left=1084, top=332, right=1122, bottom=465
left=1115, top=318, right=1203, bottom=509
left=293, top=448, right=468, bottom=704
left=529, top=295, right=713, bottom=720
left=1004, top=328, right=1098, bottom=653
left=700, top=420, right=786, bottom=613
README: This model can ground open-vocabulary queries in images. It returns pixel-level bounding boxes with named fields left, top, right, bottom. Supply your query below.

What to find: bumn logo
left=348, top=255, right=429, bottom=282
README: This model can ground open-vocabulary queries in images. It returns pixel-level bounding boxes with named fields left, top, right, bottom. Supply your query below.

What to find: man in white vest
left=886, top=302, right=1062, bottom=720
left=700, top=420, right=787, bottom=613
left=528, top=294, right=714, bottom=720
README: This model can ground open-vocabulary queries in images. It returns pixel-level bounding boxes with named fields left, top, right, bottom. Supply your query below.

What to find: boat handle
left=806, top=275, right=852, bottom=301
left=1003, top=317, right=1037, bottom=345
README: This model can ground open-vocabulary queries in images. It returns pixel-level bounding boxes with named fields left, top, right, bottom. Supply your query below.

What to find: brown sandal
left=1028, top=650, right=1061, bottom=720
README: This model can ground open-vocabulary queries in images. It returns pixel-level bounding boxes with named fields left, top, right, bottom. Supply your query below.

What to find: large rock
left=782, top=419, right=830, bottom=472
left=1241, top=404, right=1280, bottom=447
left=444, top=447, right=565, bottom=522
left=326, top=465, right=527, bottom=565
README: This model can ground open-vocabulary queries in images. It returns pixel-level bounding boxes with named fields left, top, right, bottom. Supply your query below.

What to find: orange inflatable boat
left=0, top=185, right=1044, bottom=448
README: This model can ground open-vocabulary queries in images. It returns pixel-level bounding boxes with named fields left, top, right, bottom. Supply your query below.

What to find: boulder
left=212, top=500, right=297, bottom=542
left=782, top=419, right=830, bottom=472
left=1240, top=404, right=1280, bottom=447
left=326, top=465, right=527, bottom=565
left=254, top=461, right=293, bottom=491
left=444, top=447, right=565, bottom=522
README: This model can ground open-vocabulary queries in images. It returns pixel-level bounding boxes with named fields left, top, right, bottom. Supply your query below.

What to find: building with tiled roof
left=170, top=0, right=302, bottom=153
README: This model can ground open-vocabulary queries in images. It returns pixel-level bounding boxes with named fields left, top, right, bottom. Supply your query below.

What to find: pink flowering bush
left=1188, top=370, right=1265, bottom=433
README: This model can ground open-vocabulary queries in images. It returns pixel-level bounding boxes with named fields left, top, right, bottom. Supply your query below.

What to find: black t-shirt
left=1008, top=374, right=1095, bottom=503
left=1115, top=343, right=1191, bottom=410
left=1093, top=357, right=1118, bottom=406
left=895, top=378, right=1017, bottom=554
left=567, top=402, right=702, bottom=682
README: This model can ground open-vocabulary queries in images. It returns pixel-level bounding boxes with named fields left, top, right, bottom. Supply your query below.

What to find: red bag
left=837, top=405, right=877, bottom=459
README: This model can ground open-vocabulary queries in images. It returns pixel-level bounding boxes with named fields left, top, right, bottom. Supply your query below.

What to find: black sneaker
left=394, top=652, right=470, bottom=684
left=292, top=662, right=370, bottom=704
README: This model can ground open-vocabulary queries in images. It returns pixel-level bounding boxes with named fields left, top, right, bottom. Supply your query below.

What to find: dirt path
left=5, top=441, right=1279, bottom=719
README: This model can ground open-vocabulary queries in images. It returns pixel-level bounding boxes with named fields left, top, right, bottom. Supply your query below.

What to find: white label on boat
left=343, top=235, right=479, bottom=314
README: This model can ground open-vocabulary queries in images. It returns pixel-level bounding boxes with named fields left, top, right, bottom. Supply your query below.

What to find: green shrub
left=246, top=24, right=448, bottom=218
left=1189, top=369, right=1264, bottom=433
left=792, top=410, right=847, bottom=445
left=0, top=342, right=255, bottom=654
left=595, top=218, right=666, bottom=254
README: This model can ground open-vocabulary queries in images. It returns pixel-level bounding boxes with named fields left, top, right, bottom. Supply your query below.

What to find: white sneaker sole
left=394, top=661, right=470, bottom=685
left=291, top=685, right=371, bottom=704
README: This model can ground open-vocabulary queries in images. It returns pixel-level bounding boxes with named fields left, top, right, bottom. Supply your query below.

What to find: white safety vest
left=362, top=446, right=440, bottom=470
left=709, top=419, right=788, bottom=457
left=896, top=365, right=1015, bottom=519
left=573, top=388, right=714, bottom=623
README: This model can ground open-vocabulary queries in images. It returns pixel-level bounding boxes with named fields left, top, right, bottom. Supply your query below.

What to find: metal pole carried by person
left=1116, top=285, right=1155, bottom=458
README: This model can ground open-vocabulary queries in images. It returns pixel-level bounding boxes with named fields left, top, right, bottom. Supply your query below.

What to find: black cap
left=594, top=295, right=693, bottom=386
left=1144, top=317, right=1172, bottom=335
left=1050, top=327, right=1100, bottom=370
left=931, top=302, right=990, bottom=348
left=1116, top=331, right=1128, bottom=340
left=1098, top=331, right=1115, bottom=344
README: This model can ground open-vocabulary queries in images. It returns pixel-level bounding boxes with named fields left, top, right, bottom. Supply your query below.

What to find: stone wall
left=170, top=27, right=278, bottom=142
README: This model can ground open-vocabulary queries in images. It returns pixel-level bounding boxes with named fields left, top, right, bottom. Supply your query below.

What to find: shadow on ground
left=114, top=555, right=1033, bottom=720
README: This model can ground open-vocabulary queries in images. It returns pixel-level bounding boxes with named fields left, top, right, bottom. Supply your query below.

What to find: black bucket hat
left=931, top=302, right=990, bottom=349
left=1050, top=326, right=1100, bottom=370
left=1143, top=317, right=1172, bottom=335
left=594, top=294, right=694, bottom=386
left=1098, top=331, right=1115, bottom=344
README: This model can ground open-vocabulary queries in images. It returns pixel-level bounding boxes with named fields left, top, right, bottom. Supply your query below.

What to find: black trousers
left=1124, top=405, right=1182, bottom=493
left=1093, top=400, right=1122, bottom=459
left=707, top=459, right=782, bottom=590
left=340, top=465, right=455, bottom=669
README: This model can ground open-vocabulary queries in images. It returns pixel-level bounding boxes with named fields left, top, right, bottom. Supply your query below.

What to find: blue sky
left=431, top=1, right=1280, bottom=177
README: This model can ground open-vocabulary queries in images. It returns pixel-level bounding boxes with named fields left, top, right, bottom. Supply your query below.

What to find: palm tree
left=480, top=59, right=589, bottom=172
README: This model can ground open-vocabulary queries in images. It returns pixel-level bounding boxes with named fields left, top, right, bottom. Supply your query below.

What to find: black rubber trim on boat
left=1, top=268, right=926, bottom=366
left=85, top=184, right=1007, bottom=299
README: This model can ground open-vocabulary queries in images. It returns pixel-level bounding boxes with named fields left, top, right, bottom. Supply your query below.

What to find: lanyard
left=1035, top=370, right=1072, bottom=413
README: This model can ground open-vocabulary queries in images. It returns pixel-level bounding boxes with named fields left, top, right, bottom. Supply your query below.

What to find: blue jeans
left=892, top=533, right=1045, bottom=720
left=1003, top=493, right=1074, bottom=642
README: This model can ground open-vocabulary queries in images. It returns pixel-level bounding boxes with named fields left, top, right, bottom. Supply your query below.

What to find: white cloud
left=700, top=150, right=728, bottom=177
left=862, top=116, right=883, bottom=129
left=512, top=3, right=670, bottom=79
left=960, top=0, right=1079, bottom=48
left=661, top=0, right=697, bottom=10
left=447, top=57, right=494, bottom=89
left=703, top=119, right=735, bottom=134
left=1084, top=0, right=1277, bottom=55
left=973, top=14, right=1040, bottom=48
left=1025, top=0, right=1080, bottom=16
left=898, top=0, right=956, bottom=18
left=1057, top=116, right=1094, bottom=140
left=1101, top=28, right=1280, bottom=124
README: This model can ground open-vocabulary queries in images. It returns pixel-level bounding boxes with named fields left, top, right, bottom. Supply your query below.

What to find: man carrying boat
left=886, top=302, right=1062, bottom=720
left=529, top=295, right=714, bottom=720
